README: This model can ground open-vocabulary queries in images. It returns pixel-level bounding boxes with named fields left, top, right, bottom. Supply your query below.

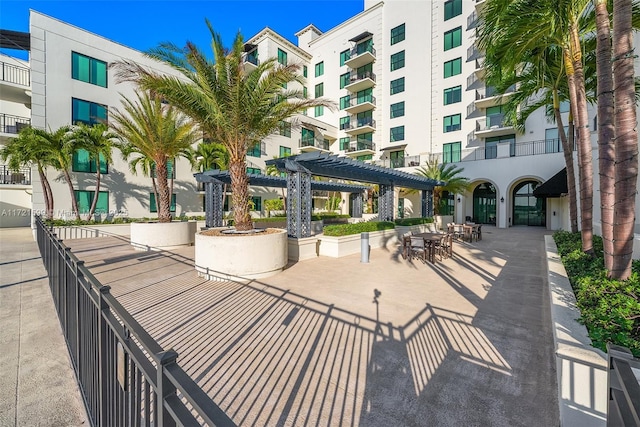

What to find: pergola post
left=286, top=170, right=312, bottom=238
left=204, top=180, right=224, bottom=228
left=352, top=193, right=363, bottom=218
left=421, top=189, right=434, bottom=218
left=378, top=184, right=395, bottom=222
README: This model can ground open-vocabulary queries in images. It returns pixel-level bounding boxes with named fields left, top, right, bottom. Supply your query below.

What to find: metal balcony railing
left=467, top=11, right=479, bottom=29
left=347, top=117, right=376, bottom=130
left=1, top=61, right=30, bottom=86
left=348, top=95, right=376, bottom=108
left=243, top=53, right=259, bottom=66
left=467, top=73, right=478, bottom=89
left=347, top=141, right=375, bottom=152
left=349, top=44, right=376, bottom=59
left=347, top=69, right=376, bottom=84
left=299, top=137, right=330, bottom=150
left=0, top=165, right=31, bottom=185
left=373, top=155, right=421, bottom=169
left=476, top=114, right=508, bottom=131
left=0, top=113, right=30, bottom=134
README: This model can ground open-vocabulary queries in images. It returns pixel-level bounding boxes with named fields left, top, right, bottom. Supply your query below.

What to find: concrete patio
left=60, top=225, right=558, bottom=426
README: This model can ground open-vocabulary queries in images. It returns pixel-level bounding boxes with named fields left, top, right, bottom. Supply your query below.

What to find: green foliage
left=311, top=213, right=350, bottom=221
left=553, top=231, right=640, bottom=356
left=325, top=195, right=341, bottom=211
left=264, top=198, right=284, bottom=213
left=394, top=217, right=435, bottom=226
left=323, top=221, right=395, bottom=237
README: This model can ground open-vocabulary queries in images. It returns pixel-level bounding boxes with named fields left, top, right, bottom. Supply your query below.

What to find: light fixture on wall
left=457, top=197, right=461, bottom=203
left=500, top=196, right=505, bottom=203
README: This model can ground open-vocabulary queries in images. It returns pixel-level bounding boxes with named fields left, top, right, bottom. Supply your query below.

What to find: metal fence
left=607, top=343, right=640, bottom=426
left=35, top=216, right=236, bottom=427
left=0, top=113, right=30, bottom=134
left=0, top=164, right=31, bottom=184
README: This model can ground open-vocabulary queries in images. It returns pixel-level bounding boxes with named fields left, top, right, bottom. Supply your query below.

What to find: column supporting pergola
left=421, top=189, right=433, bottom=218
left=286, top=161, right=313, bottom=238
left=204, top=179, right=224, bottom=228
left=378, top=184, right=395, bottom=222
left=352, top=193, right=363, bottom=218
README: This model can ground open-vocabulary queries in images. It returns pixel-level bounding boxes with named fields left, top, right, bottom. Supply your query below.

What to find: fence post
left=74, top=258, right=85, bottom=369
left=97, top=285, right=111, bottom=427
left=156, top=349, right=179, bottom=427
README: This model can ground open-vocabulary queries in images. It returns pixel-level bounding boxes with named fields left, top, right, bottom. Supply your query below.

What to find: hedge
left=323, top=221, right=395, bottom=237
left=394, top=217, right=434, bottom=226
left=553, top=231, right=640, bottom=356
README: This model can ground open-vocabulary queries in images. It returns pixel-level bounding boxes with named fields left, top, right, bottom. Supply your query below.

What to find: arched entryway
left=512, top=180, right=545, bottom=226
left=473, top=182, right=497, bottom=224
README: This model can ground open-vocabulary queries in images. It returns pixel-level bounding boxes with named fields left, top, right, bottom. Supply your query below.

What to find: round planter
left=195, top=228, right=288, bottom=282
left=130, top=221, right=197, bottom=251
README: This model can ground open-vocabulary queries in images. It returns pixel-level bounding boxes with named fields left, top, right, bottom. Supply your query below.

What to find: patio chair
left=431, top=234, right=449, bottom=261
left=472, top=224, right=482, bottom=241
left=409, top=236, right=428, bottom=262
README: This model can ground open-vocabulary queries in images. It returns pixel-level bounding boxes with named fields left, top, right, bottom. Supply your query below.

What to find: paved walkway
left=0, top=228, right=88, bottom=427
left=62, top=225, right=559, bottom=426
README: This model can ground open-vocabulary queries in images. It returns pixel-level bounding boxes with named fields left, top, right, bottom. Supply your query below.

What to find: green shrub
left=253, top=217, right=288, bottom=223
left=323, top=221, right=395, bottom=237
left=394, top=217, right=434, bottom=226
left=311, top=213, right=350, bottom=220
left=553, top=230, right=640, bottom=356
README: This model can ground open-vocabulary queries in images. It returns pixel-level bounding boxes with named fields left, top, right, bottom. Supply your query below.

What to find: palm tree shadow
left=73, top=167, right=151, bottom=213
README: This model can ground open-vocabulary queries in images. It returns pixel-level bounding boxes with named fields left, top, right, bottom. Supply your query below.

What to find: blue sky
left=0, top=1, right=364, bottom=59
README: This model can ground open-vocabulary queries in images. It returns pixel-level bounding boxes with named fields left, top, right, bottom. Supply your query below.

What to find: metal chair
left=410, top=236, right=428, bottom=262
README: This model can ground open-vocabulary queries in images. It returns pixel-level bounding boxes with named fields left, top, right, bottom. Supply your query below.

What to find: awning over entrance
left=533, top=168, right=567, bottom=198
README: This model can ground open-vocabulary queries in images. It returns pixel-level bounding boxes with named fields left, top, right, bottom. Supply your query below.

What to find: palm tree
left=109, top=91, right=199, bottom=223
left=67, top=123, right=118, bottom=221
left=413, top=157, right=470, bottom=216
left=611, top=0, right=638, bottom=279
left=0, top=127, right=56, bottom=219
left=114, top=21, right=334, bottom=231
left=266, top=153, right=289, bottom=211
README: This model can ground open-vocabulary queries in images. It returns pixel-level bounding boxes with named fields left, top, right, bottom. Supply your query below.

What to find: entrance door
left=512, top=181, right=545, bottom=226
left=473, top=182, right=497, bottom=224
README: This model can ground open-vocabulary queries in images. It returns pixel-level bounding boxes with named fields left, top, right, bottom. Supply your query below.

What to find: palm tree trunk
left=38, top=164, right=54, bottom=220
left=87, top=166, right=101, bottom=222
left=155, top=160, right=172, bottom=223
left=229, top=157, right=252, bottom=230
left=595, top=0, right=616, bottom=272
left=611, top=0, right=637, bottom=280
left=151, top=176, right=159, bottom=217
left=553, top=91, right=578, bottom=233
left=63, top=169, right=81, bottom=221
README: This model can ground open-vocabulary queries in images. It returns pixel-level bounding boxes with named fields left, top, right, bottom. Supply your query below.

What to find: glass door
left=513, top=181, right=545, bottom=226
left=473, top=182, right=497, bottom=224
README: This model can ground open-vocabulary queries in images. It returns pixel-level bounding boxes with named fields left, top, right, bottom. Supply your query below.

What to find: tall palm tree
left=611, top=0, right=638, bottom=279
left=67, top=123, right=118, bottom=221
left=0, top=127, right=56, bottom=219
left=114, top=21, right=334, bottom=231
left=413, top=157, right=470, bottom=215
left=110, top=91, right=199, bottom=223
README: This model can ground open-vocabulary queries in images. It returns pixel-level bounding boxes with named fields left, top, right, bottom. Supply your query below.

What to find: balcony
left=0, top=165, right=31, bottom=185
left=344, top=70, right=376, bottom=93
left=299, top=136, right=330, bottom=153
left=242, top=52, right=259, bottom=72
left=475, top=114, right=515, bottom=137
left=474, top=57, right=486, bottom=78
left=344, top=95, right=376, bottom=114
left=467, top=11, right=480, bottom=30
left=344, top=45, right=376, bottom=69
left=344, top=117, right=376, bottom=136
left=475, top=0, right=486, bottom=11
left=0, top=113, right=30, bottom=136
left=1, top=61, right=30, bottom=87
left=430, top=138, right=567, bottom=165
left=345, top=140, right=376, bottom=157
left=474, top=85, right=516, bottom=108
left=467, top=45, right=483, bottom=62
left=372, top=155, right=421, bottom=169
left=466, top=102, right=480, bottom=119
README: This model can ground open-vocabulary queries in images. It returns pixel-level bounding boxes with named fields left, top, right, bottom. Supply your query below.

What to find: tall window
left=443, top=85, right=462, bottom=105
left=277, top=48, right=287, bottom=65
left=340, top=72, right=351, bottom=89
left=150, top=193, right=176, bottom=213
left=75, top=190, right=109, bottom=214
left=340, top=49, right=350, bottom=66
left=390, top=126, right=405, bottom=142
left=314, top=105, right=324, bottom=117
left=250, top=196, right=262, bottom=212
left=356, top=38, right=374, bottom=55
left=486, top=105, right=505, bottom=128
left=390, top=150, right=405, bottom=168
left=443, top=142, right=461, bottom=163
left=303, top=87, right=308, bottom=98
left=279, top=121, right=291, bottom=137
left=72, top=98, right=107, bottom=125
left=247, top=142, right=262, bottom=157
left=339, top=116, right=350, bottom=130
left=303, top=65, right=308, bottom=77
left=301, top=128, right=315, bottom=144
left=356, top=88, right=373, bottom=104
left=444, top=0, right=462, bottom=20
left=72, top=149, right=108, bottom=173
left=444, top=27, right=462, bottom=51
left=315, top=61, right=324, bottom=77
left=443, top=114, right=461, bottom=132
left=315, top=83, right=324, bottom=98
left=339, top=137, right=350, bottom=150
left=390, top=77, right=405, bottom=95
left=340, top=95, right=350, bottom=109
left=443, top=58, right=462, bottom=78
left=390, top=51, right=405, bottom=71
left=279, top=146, right=291, bottom=157
left=390, top=101, right=405, bottom=118
left=390, top=23, right=406, bottom=45
left=72, top=52, right=108, bottom=87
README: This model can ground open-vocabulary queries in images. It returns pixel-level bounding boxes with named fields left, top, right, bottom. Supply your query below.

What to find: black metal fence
left=0, top=164, right=31, bottom=185
left=35, top=216, right=235, bottom=427
left=607, top=343, right=640, bottom=426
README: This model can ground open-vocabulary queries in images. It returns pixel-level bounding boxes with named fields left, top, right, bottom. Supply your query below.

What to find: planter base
left=130, top=221, right=197, bottom=251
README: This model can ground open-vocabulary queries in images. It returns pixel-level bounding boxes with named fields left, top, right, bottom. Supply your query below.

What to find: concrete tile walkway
left=0, top=228, right=88, bottom=427
left=62, top=225, right=559, bottom=426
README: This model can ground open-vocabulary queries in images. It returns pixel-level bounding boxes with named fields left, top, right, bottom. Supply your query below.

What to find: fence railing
left=1, top=113, right=30, bottom=134
left=35, top=216, right=236, bottom=427
left=607, top=343, right=640, bottom=426
left=0, top=165, right=31, bottom=184
left=1, top=61, right=30, bottom=86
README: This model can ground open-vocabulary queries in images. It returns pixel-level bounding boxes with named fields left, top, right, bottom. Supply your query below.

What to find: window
left=339, top=116, right=350, bottom=130
left=443, top=142, right=461, bottom=163
left=151, top=160, right=175, bottom=179
left=314, top=105, right=324, bottom=117
left=72, top=149, right=108, bottom=173
left=443, top=85, right=462, bottom=105
left=356, top=110, right=373, bottom=127
left=72, top=52, right=108, bottom=87
left=444, top=27, right=462, bottom=51
left=279, top=146, right=291, bottom=157
left=72, top=98, right=107, bottom=125
left=485, top=134, right=515, bottom=158
left=315, top=61, right=324, bottom=77
left=356, top=38, right=374, bottom=55
left=75, top=190, right=109, bottom=214
left=391, top=23, right=406, bottom=45
left=444, top=0, right=462, bottom=20
left=356, top=87, right=373, bottom=104
left=250, top=196, right=262, bottom=212
left=356, top=154, right=373, bottom=161
left=486, top=105, right=505, bottom=128
left=340, top=72, right=351, bottom=89
left=340, top=49, right=350, bottom=66
left=277, top=48, right=287, bottom=65
left=279, top=121, right=291, bottom=137
left=390, top=126, right=405, bottom=142
left=339, top=137, right=350, bottom=150
left=315, top=83, right=324, bottom=98
left=559, top=100, right=570, bottom=113
left=443, top=58, right=462, bottom=78
left=301, top=128, right=315, bottom=144
left=390, top=150, right=405, bottom=168
left=149, top=192, right=176, bottom=213
left=247, top=142, right=262, bottom=157
left=390, top=77, right=405, bottom=95
left=340, top=95, right=350, bottom=109
left=390, top=51, right=405, bottom=71
left=303, top=65, right=308, bottom=78
left=443, top=114, right=461, bottom=132
left=390, top=101, right=405, bottom=118
left=247, top=167, right=261, bottom=174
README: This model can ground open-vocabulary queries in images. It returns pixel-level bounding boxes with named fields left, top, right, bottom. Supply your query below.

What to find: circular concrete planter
left=195, top=228, right=288, bottom=282
left=130, top=221, right=197, bottom=251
